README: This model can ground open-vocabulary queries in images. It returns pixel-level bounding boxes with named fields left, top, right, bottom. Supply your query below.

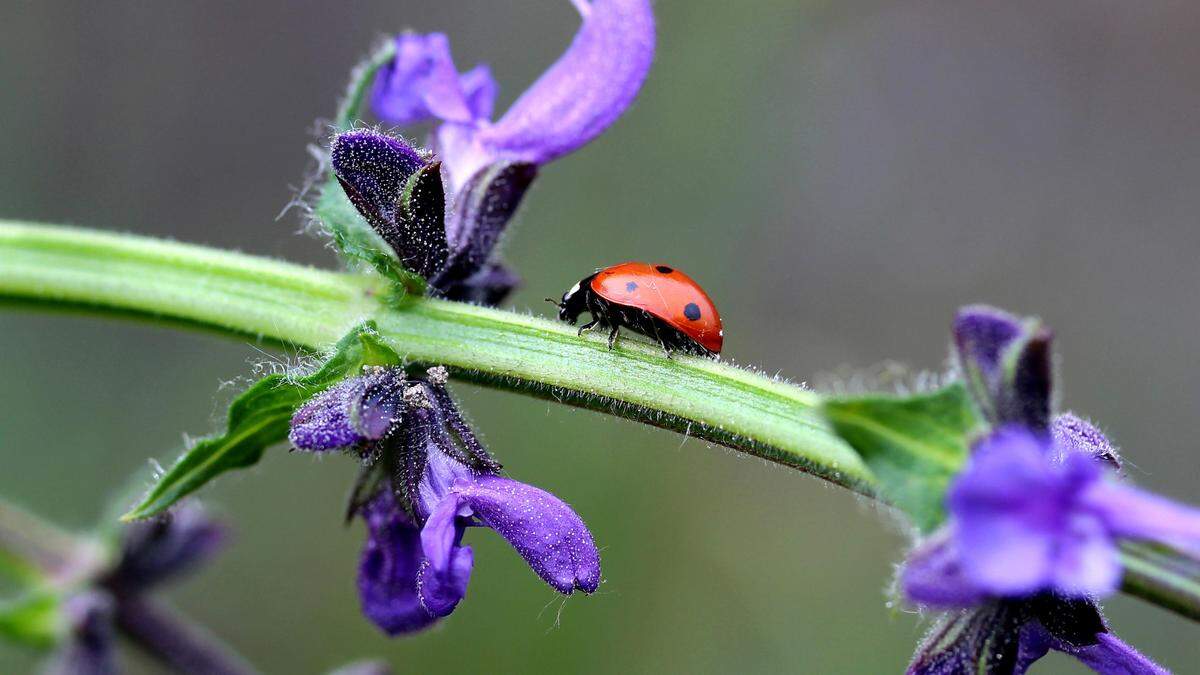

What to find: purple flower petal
left=371, top=33, right=479, bottom=126
left=1049, top=512, right=1122, bottom=597
left=1084, top=480, right=1200, bottom=554
left=1052, top=413, right=1121, bottom=468
left=459, top=64, right=498, bottom=121
left=417, top=493, right=473, bottom=617
left=1070, top=633, right=1169, bottom=675
left=902, top=529, right=987, bottom=608
left=356, top=492, right=439, bottom=635
left=482, top=0, right=655, bottom=166
left=951, top=429, right=1064, bottom=596
left=453, top=475, right=600, bottom=594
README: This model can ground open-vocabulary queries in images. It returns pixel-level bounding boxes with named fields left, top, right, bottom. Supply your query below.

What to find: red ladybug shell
left=590, top=262, right=723, bottom=354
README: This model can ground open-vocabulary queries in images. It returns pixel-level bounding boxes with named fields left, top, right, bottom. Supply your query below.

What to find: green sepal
left=0, top=591, right=64, bottom=650
left=315, top=182, right=428, bottom=301
left=822, top=383, right=983, bottom=533
left=122, top=322, right=402, bottom=521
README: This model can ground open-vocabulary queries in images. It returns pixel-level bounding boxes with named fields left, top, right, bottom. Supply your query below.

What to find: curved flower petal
left=901, top=528, right=986, bottom=608
left=418, top=494, right=473, bottom=617
left=1050, top=512, right=1122, bottom=597
left=453, top=475, right=600, bottom=594
left=1070, top=633, right=1169, bottom=675
left=1084, top=480, right=1200, bottom=555
left=371, top=33, right=478, bottom=126
left=356, top=492, right=438, bottom=635
left=481, top=0, right=655, bottom=166
left=952, top=429, right=1064, bottom=596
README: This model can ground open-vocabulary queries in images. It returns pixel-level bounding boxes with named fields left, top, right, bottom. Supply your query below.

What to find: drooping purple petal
left=452, top=475, right=600, bottom=594
left=111, top=502, right=226, bottom=592
left=356, top=491, right=438, bottom=635
left=1052, top=413, right=1121, bottom=468
left=902, top=528, right=987, bottom=608
left=1070, top=633, right=1169, bottom=675
left=417, top=493, right=473, bottom=617
left=371, top=33, right=480, bottom=126
left=481, top=0, right=655, bottom=166
left=415, top=439, right=475, bottom=522
left=1048, top=513, right=1122, bottom=598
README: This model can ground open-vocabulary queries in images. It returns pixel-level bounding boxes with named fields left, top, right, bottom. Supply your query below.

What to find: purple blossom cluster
left=900, top=306, right=1200, bottom=674
left=289, top=366, right=600, bottom=634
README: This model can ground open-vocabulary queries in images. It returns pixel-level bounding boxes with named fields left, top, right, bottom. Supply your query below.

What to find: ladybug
left=550, top=262, right=723, bottom=358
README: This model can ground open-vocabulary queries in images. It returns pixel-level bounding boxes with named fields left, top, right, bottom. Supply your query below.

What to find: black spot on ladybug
left=655, top=265, right=674, bottom=274
left=625, top=281, right=638, bottom=292
left=683, top=303, right=702, bottom=321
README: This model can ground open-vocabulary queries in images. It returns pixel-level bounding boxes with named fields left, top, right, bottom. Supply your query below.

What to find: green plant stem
left=0, top=221, right=1196, bottom=622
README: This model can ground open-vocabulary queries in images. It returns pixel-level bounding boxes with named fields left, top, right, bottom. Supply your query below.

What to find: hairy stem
left=0, top=220, right=870, bottom=491
left=1, top=221, right=1197, bottom=622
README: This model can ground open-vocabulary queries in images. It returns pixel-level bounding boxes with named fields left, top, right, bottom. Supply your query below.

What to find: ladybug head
left=547, top=280, right=588, bottom=325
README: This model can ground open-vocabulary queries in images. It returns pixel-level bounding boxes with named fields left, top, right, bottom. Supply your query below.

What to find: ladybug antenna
left=545, top=297, right=562, bottom=309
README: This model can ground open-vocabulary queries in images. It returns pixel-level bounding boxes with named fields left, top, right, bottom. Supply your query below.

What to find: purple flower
left=899, top=305, right=1199, bottom=673
left=333, top=0, right=654, bottom=305
left=371, top=0, right=656, bottom=190
left=906, top=425, right=1200, bottom=603
left=290, top=366, right=602, bottom=635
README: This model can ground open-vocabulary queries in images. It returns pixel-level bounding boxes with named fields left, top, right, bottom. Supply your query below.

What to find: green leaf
left=822, top=384, right=983, bottom=532
left=122, top=322, right=401, bottom=521
left=0, top=591, right=63, bottom=650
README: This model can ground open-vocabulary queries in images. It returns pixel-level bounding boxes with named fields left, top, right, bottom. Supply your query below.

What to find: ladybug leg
left=577, top=319, right=599, bottom=336
left=607, top=325, right=620, bottom=350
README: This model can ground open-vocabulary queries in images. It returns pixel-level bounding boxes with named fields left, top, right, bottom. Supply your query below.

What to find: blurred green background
left=3, top=1, right=1199, bottom=672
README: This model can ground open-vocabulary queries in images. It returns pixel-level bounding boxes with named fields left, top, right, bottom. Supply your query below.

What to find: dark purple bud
left=331, top=131, right=450, bottom=279
left=356, top=491, right=440, bottom=635
left=108, top=502, right=225, bottom=593
left=433, top=161, right=538, bottom=297
left=331, top=130, right=427, bottom=232
left=453, top=475, right=601, bottom=594
left=289, top=368, right=405, bottom=452
left=952, top=306, right=1053, bottom=430
left=45, top=592, right=117, bottom=675
left=1052, top=413, right=1121, bottom=469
